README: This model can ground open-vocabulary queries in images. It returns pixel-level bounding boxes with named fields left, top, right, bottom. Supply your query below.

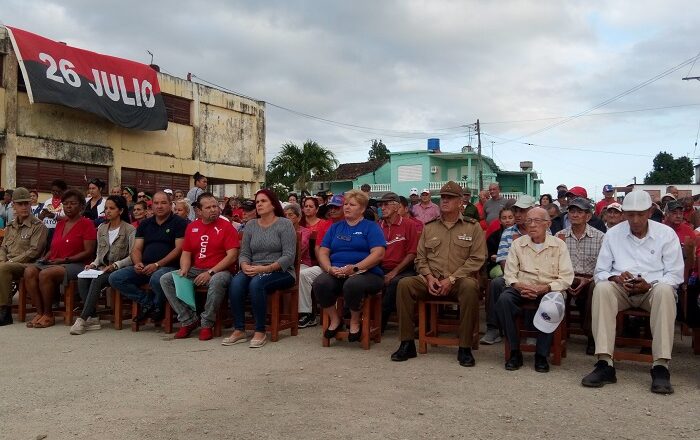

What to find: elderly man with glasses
left=495, top=207, right=574, bottom=373
left=376, top=192, right=419, bottom=332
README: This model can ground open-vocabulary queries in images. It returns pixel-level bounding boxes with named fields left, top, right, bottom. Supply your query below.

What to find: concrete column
left=2, top=49, right=18, bottom=189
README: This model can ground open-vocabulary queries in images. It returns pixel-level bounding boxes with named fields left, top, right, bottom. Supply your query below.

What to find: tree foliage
left=643, top=151, right=693, bottom=185
left=266, top=140, right=338, bottom=192
left=368, top=139, right=390, bottom=161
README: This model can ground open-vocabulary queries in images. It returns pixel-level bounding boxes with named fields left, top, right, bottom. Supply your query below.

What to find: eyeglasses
left=524, top=218, right=548, bottom=225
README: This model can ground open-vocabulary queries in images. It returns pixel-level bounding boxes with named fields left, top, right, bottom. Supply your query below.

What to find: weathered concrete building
left=0, top=28, right=265, bottom=198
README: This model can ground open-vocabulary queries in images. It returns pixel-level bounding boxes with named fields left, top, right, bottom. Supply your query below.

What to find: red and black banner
left=5, top=26, right=167, bottom=131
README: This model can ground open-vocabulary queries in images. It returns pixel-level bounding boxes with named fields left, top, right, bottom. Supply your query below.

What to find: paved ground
left=1, top=316, right=698, bottom=440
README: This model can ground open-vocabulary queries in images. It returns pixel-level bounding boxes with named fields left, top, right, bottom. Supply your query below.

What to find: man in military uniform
left=391, top=181, right=486, bottom=367
left=0, top=187, right=48, bottom=325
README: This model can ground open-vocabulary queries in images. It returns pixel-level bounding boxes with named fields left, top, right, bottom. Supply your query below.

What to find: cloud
left=3, top=0, right=700, bottom=197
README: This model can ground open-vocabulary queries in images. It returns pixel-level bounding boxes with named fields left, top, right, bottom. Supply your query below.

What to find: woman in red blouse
left=24, top=190, right=97, bottom=328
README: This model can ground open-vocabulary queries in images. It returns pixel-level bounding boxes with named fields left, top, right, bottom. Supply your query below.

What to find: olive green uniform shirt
left=0, top=215, right=48, bottom=263
left=415, top=215, right=487, bottom=281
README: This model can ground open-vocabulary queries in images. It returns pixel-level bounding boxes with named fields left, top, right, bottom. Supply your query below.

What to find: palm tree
left=267, top=140, right=339, bottom=192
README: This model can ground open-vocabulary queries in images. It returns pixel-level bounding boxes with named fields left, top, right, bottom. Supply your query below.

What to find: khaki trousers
left=591, top=281, right=676, bottom=360
left=0, top=262, right=27, bottom=306
left=397, top=275, right=479, bottom=347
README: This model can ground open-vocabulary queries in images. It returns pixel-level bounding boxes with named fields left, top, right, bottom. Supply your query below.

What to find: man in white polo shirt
left=581, top=190, right=683, bottom=394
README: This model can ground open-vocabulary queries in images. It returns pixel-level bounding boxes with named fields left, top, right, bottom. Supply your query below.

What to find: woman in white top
left=186, top=172, right=207, bottom=220
left=83, top=178, right=107, bottom=225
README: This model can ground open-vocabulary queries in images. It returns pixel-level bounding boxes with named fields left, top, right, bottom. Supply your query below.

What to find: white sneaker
left=70, top=318, right=87, bottom=335
left=85, top=316, right=102, bottom=331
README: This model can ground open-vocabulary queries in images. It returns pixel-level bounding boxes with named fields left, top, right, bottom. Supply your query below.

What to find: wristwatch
left=448, top=276, right=456, bottom=285
left=208, top=270, right=216, bottom=276
left=154, top=262, right=160, bottom=268
left=352, top=266, right=360, bottom=273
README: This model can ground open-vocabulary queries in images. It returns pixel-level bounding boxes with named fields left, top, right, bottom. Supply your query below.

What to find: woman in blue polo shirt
left=313, top=189, right=386, bottom=342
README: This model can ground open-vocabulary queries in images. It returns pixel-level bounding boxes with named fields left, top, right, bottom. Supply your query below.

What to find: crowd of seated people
left=1, top=177, right=698, bottom=396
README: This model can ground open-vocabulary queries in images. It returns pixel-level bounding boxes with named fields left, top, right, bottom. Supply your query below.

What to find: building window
left=397, top=165, right=422, bottom=182
left=16, top=63, right=27, bottom=93
left=162, top=93, right=191, bottom=125
left=16, top=157, right=109, bottom=192
left=121, top=168, right=190, bottom=194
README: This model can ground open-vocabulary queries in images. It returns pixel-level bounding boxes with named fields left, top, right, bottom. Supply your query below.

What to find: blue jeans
left=108, top=266, right=175, bottom=308
left=229, top=271, right=295, bottom=332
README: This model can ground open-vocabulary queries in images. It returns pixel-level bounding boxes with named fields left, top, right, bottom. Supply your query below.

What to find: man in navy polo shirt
left=109, top=191, right=188, bottom=323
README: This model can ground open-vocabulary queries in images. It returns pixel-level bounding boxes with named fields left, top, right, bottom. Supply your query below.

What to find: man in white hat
left=411, top=188, right=440, bottom=224
left=495, top=207, right=574, bottom=372
left=582, top=190, right=683, bottom=394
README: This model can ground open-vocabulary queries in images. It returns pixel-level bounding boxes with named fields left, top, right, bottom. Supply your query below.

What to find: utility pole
left=476, top=119, right=483, bottom=190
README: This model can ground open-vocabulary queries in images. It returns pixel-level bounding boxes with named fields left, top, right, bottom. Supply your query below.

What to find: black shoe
left=506, top=350, right=523, bottom=371
left=534, top=354, right=550, bottom=373
left=391, top=340, right=417, bottom=362
left=298, top=313, right=318, bottom=328
left=585, top=336, right=596, bottom=356
left=0, top=306, right=13, bottom=326
left=581, top=360, right=617, bottom=388
left=650, top=365, right=674, bottom=394
left=348, top=327, right=362, bottom=342
left=133, top=304, right=152, bottom=324
left=150, top=307, right=164, bottom=322
left=505, top=350, right=523, bottom=371
left=323, top=321, right=344, bottom=339
left=457, top=347, right=475, bottom=367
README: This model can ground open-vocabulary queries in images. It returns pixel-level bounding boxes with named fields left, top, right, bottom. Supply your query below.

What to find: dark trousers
left=313, top=272, right=384, bottom=311
left=382, top=268, right=416, bottom=328
left=495, top=287, right=553, bottom=357
left=486, top=276, right=506, bottom=331
left=78, top=272, right=111, bottom=320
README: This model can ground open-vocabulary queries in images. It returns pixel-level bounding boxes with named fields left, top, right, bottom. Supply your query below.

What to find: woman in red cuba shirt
left=24, top=189, right=97, bottom=329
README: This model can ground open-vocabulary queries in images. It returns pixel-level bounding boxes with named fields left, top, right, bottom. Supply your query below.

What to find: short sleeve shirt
left=137, top=214, right=188, bottom=265
left=380, top=216, right=419, bottom=271
left=48, top=217, right=97, bottom=263
left=321, top=219, right=387, bottom=276
left=182, top=217, right=240, bottom=270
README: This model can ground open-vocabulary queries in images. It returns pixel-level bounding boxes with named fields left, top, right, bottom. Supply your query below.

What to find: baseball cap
left=439, top=181, right=463, bottom=198
left=163, top=188, right=173, bottom=195
left=566, top=186, right=588, bottom=198
left=567, top=197, right=592, bottom=212
left=533, top=292, right=566, bottom=333
left=12, top=187, right=32, bottom=202
left=241, top=199, right=256, bottom=211
left=660, top=193, right=676, bottom=201
left=606, top=202, right=622, bottom=212
left=665, top=200, right=683, bottom=212
left=410, top=188, right=419, bottom=196
left=622, top=190, right=652, bottom=212
left=378, top=192, right=400, bottom=203
left=513, top=194, right=537, bottom=209
left=556, top=184, right=568, bottom=191
left=603, top=184, right=614, bottom=193
left=328, top=194, right=345, bottom=207
left=421, top=188, right=430, bottom=195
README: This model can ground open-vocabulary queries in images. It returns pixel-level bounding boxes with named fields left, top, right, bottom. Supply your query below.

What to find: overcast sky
left=3, top=1, right=700, bottom=200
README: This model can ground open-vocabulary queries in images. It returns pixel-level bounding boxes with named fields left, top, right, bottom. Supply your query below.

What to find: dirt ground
left=1, top=314, right=698, bottom=440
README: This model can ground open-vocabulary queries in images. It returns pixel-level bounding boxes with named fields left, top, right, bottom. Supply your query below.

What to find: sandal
left=33, top=315, right=55, bottom=329
left=26, top=315, right=42, bottom=328
left=222, top=332, right=247, bottom=346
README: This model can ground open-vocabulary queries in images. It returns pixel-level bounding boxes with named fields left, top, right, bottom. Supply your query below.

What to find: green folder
left=172, top=272, right=196, bottom=310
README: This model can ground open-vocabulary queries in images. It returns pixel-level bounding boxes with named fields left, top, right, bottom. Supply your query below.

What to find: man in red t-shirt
left=161, top=193, right=239, bottom=341
left=378, top=192, right=419, bottom=332
left=594, top=184, right=616, bottom=216
left=664, top=200, right=698, bottom=270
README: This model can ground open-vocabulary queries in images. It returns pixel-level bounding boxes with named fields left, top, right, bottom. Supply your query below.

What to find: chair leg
left=321, top=308, right=330, bottom=347
left=291, top=289, right=299, bottom=337
left=131, top=300, right=139, bottom=332
left=418, top=301, right=428, bottom=354
left=551, top=325, right=562, bottom=366
left=114, top=290, right=123, bottom=330
left=270, top=292, right=280, bottom=342
left=18, top=279, right=26, bottom=322
left=361, top=299, right=370, bottom=350
left=164, top=301, right=173, bottom=333
left=693, top=328, right=700, bottom=355
left=64, top=282, right=74, bottom=325
left=373, top=293, right=382, bottom=343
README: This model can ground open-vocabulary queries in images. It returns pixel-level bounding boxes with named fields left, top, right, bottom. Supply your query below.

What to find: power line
left=491, top=52, right=700, bottom=146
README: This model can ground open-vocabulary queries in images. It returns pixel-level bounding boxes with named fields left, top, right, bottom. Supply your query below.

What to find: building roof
left=317, top=159, right=388, bottom=182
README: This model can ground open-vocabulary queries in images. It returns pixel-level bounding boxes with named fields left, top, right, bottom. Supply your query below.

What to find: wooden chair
left=613, top=308, right=653, bottom=363
left=322, top=292, right=382, bottom=350
left=51, top=280, right=77, bottom=325
left=243, top=231, right=301, bottom=342
left=418, top=299, right=479, bottom=353
left=13, top=279, right=35, bottom=322
left=163, top=285, right=226, bottom=337
left=504, top=301, right=567, bottom=365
